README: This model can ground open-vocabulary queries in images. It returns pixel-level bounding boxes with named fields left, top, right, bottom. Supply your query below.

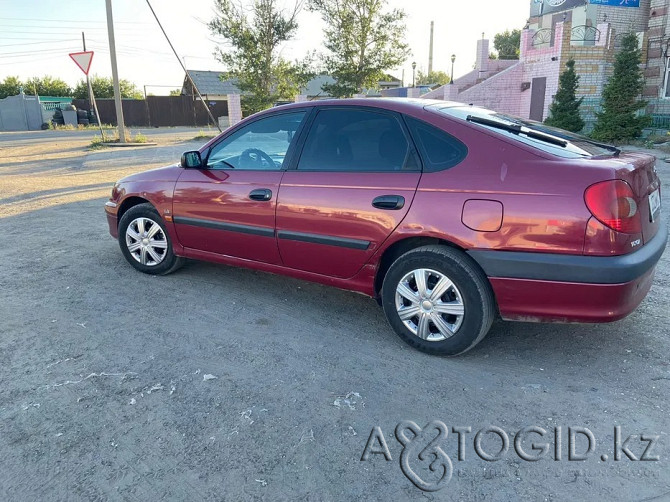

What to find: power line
left=0, top=39, right=79, bottom=47
left=0, top=24, right=148, bottom=30
left=144, top=0, right=220, bottom=131
left=0, top=55, right=65, bottom=66
left=0, top=36, right=86, bottom=41
left=0, top=16, right=151, bottom=25
left=1, top=49, right=79, bottom=57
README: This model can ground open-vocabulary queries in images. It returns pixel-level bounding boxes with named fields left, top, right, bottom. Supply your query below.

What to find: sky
left=0, top=0, right=530, bottom=95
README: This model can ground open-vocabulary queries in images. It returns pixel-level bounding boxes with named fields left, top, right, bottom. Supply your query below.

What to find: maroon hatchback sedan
left=105, top=99, right=666, bottom=355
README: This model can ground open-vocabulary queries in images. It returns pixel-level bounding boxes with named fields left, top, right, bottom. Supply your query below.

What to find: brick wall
left=594, top=0, right=650, bottom=34
left=420, top=3, right=670, bottom=129
left=518, top=22, right=566, bottom=121
left=560, top=22, right=615, bottom=130
left=645, top=0, right=669, bottom=99
left=454, top=63, right=525, bottom=115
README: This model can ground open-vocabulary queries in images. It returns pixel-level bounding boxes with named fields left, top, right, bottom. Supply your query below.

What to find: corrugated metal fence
left=72, top=95, right=229, bottom=127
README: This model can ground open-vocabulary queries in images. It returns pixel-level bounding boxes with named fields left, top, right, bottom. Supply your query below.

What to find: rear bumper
left=469, top=222, right=667, bottom=322
left=104, top=201, right=119, bottom=239
left=489, top=269, right=655, bottom=322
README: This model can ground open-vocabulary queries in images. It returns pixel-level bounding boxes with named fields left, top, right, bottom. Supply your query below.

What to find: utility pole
left=428, top=21, right=434, bottom=76
left=105, top=0, right=127, bottom=143
left=144, top=0, right=221, bottom=132
left=82, top=31, right=105, bottom=140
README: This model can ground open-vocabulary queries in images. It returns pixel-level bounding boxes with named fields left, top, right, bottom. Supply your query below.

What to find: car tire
left=118, top=203, right=184, bottom=275
left=381, top=245, right=496, bottom=356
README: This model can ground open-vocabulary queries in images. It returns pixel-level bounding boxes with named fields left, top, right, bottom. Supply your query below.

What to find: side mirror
left=181, top=151, right=203, bottom=168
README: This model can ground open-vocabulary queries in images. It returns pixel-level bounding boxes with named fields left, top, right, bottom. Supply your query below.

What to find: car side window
left=405, top=116, right=468, bottom=172
left=297, top=108, right=417, bottom=172
left=206, top=111, right=306, bottom=170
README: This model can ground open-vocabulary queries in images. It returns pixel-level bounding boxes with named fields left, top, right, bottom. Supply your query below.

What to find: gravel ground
left=0, top=129, right=669, bottom=501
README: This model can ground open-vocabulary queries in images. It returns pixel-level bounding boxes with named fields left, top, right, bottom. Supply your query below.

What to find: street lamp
left=450, top=54, right=456, bottom=85
left=412, top=62, right=416, bottom=88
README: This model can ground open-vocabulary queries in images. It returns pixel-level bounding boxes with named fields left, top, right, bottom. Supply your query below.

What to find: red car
left=105, top=99, right=666, bottom=355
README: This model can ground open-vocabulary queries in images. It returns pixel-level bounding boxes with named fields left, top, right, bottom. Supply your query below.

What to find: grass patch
left=645, top=133, right=669, bottom=145
left=53, top=123, right=115, bottom=131
left=89, top=130, right=151, bottom=149
left=89, top=135, right=108, bottom=150
left=192, top=129, right=216, bottom=141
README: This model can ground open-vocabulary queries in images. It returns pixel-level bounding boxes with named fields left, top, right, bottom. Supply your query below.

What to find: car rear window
left=430, top=105, right=615, bottom=159
left=405, top=117, right=468, bottom=172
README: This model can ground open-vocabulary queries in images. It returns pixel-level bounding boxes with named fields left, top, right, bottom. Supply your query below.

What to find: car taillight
left=584, top=180, right=641, bottom=234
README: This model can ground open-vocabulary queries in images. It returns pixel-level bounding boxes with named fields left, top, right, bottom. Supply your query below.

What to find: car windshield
left=428, top=104, right=617, bottom=159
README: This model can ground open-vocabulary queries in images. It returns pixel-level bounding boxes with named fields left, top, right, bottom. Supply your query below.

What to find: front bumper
left=469, top=223, right=667, bottom=322
left=104, top=201, right=118, bottom=239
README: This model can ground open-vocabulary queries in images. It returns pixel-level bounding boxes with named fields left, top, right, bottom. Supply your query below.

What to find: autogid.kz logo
left=360, top=422, right=661, bottom=492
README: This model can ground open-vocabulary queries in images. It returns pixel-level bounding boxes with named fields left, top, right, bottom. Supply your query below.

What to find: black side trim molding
left=173, top=216, right=275, bottom=238
left=277, top=230, right=370, bottom=250
left=468, top=222, right=667, bottom=284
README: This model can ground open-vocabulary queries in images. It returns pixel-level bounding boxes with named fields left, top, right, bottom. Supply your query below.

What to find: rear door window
left=297, top=108, right=418, bottom=171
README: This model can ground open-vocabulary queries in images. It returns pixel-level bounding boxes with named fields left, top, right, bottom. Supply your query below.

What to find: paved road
left=0, top=126, right=216, bottom=145
left=0, top=132, right=668, bottom=501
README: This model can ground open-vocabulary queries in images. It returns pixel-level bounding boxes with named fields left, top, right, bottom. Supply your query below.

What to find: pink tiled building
left=424, top=0, right=670, bottom=131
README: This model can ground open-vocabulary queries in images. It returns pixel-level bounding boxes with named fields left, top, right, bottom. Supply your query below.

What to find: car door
left=172, top=110, right=307, bottom=265
left=275, top=106, right=422, bottom=278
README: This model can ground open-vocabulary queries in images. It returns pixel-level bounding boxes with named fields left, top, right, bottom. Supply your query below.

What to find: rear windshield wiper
left=466, top=115, right=568, bottom=148
left=581, top=139, right=620, bottom=157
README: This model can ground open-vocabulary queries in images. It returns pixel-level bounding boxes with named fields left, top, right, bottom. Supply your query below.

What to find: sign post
left=69, top=49, right=105, bottom=140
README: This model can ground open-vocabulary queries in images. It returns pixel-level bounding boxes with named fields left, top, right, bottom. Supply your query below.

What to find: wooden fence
left=72, top=95, right=229, bottom=127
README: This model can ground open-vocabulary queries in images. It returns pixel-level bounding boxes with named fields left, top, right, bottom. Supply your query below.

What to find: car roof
left=263, top=97, right=466, bottom=116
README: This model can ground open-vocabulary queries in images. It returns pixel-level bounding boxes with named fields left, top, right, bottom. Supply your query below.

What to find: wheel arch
left=373, top=236, right=468, bottom=298
left=117, top=196, right=151, bottom=227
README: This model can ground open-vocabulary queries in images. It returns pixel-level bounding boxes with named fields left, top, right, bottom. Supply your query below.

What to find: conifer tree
left=591, top=33, right=650, bottom=142
left=544, top=59, right=584, bottom=132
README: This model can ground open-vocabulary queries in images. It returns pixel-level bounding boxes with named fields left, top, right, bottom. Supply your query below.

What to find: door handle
left=372, top=195, right=405, bottom=210
left=249, top=188, right=273, bottom=201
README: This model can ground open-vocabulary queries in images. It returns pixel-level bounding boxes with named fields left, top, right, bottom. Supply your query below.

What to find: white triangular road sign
left=69, top=51, right=94, bottom=75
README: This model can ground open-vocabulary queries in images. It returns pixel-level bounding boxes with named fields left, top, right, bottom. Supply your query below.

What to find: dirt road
left=1, top=129, right=668, bottom=501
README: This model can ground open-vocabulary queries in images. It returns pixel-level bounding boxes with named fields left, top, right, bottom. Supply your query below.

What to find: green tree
left=0, top=76, right=23, bottom=99
left=309, top=0, right=410, bottom=97
left=591, top=33, right=649, bottom=142
left=209, top=0, right=314, bottom=114
left=23, top=76, right=72, bottom=96
left=416, top=70, right=450, bottom=87
left=544, top=59, right=584, bottom=132
left=169, top=88, right=182, bottom=96
left=72, top=76, right=143, bottom=99
left=493, top=29, right=521, bottom=60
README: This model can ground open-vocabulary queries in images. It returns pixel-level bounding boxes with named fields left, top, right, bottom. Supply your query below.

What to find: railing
left=41, top=101, right=64, bottom=111
left=650, top=114, right=670, bottom=129
left=571, top=25, right=600, bottom=44
left=531, top=28, right=553, bottom=47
